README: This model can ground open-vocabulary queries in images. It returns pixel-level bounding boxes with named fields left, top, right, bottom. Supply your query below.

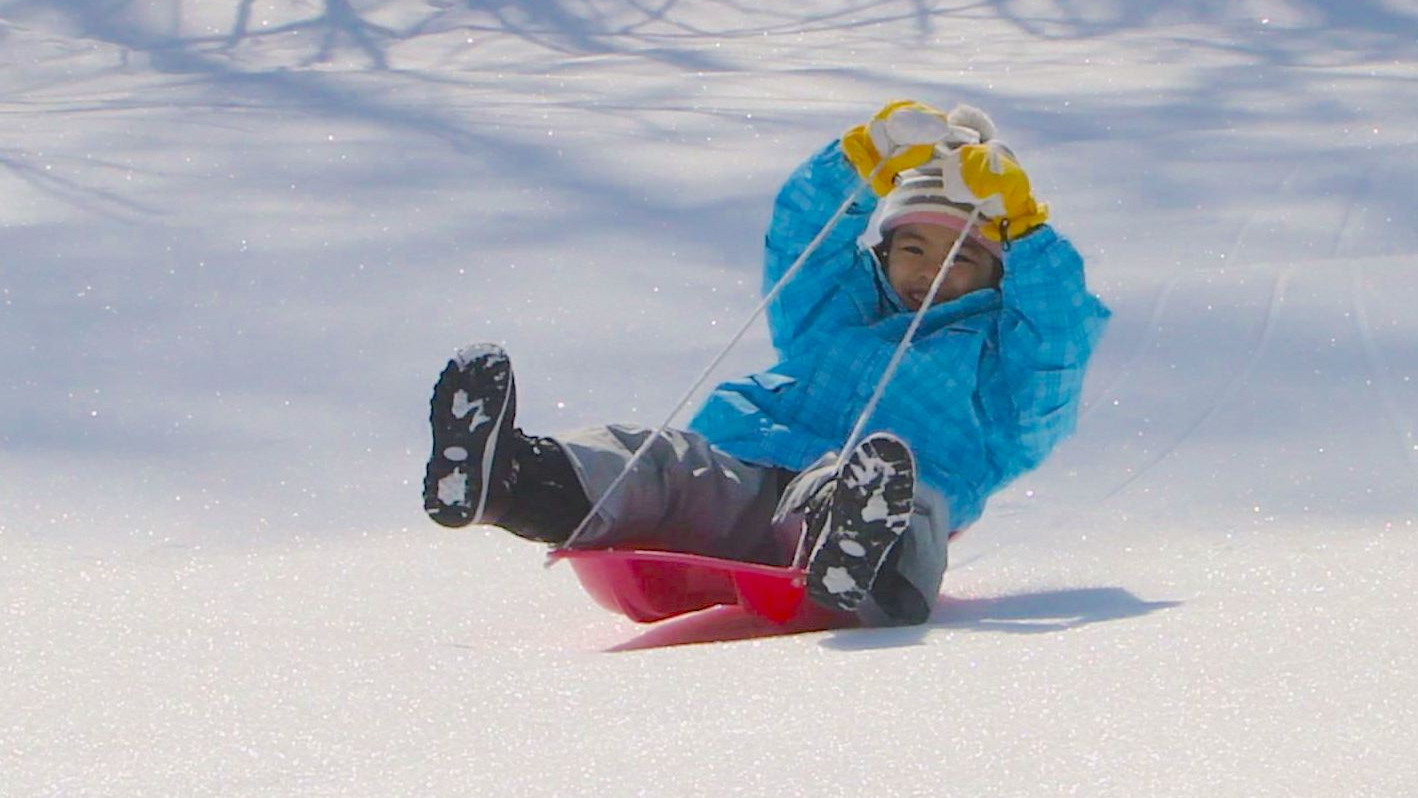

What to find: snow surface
left=4, top=1, right=1418, bottom=795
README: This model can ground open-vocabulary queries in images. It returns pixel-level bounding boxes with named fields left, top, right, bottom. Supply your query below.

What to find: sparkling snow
left=4, top=2, right=1418, bottom=796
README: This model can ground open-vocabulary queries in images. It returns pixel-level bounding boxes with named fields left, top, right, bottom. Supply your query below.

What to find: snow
left=436, top=469, right=467, bottom=507
left=859, top=491, right=890, bottom=524
left=837, top=539, right=867, bottom=558
left=3, top=0, right=1418, bottom=795
left=451, top=391, right=479, bottom=422
left=820, top=565, right=859, bottom=595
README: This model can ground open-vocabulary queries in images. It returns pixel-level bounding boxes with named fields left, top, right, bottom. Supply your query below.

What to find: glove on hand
left=936, top=142, right=1050, bottom=245
left=842, top=100, right=986, bottom=196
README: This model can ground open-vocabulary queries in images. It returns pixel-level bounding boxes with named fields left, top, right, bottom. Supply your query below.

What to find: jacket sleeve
left=987, top=226, right=1111, bottom=472
left=764, top=139, right=880, bottom=353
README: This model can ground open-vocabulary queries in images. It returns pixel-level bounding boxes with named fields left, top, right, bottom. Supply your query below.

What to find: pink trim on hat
left=882, top=210, right=1001, bottom=258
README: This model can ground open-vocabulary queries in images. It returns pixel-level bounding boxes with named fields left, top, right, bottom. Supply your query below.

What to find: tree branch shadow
left=217, top=0, right=434, bottom=69
left=15, top=0, right=1415, bottom=82
left=980, top=0, right=1418, bottom=51
left=0, top=148, right=162, bottom=220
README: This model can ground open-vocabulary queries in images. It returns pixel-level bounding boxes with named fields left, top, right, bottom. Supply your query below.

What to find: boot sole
left=806, top=434, right=916, bottom=612
left=422, top=344, right=516, bottom=527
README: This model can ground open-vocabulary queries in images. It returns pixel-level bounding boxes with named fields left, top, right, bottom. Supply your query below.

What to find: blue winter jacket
left=688, top=140, right=1110, bottom=528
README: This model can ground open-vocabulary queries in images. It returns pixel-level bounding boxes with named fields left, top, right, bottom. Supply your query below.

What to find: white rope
left=548, top=165, right=883, bottom=560
left=790, top=206, right=983, bottom=569
left=836, top=206, right=983, bottom=468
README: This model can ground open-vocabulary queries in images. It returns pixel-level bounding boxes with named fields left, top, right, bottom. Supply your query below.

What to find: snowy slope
left=3, top=1, right=1418, bottom=795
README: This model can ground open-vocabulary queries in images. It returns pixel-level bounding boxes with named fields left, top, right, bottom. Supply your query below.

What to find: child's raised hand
left=935, top=142, right=1050, bottom=246
left=843, top=100, right=986, bottom=196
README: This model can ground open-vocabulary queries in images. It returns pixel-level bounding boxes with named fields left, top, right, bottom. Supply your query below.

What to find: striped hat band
left=878, top=169, right=1001, bottom=257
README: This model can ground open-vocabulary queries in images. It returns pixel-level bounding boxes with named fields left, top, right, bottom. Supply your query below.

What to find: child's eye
left=901, top=246, right=925, bottom=256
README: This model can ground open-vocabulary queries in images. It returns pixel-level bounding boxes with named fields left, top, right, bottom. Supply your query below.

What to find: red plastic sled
left=549, top=548, right=850, bottom=625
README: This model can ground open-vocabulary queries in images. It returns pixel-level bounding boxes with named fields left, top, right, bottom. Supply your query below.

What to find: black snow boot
left=493, top=433, right=592, bottom=544
left=424, top=343, right=519, bottom=528
left=423, top=343, right=590, bottom=543
left=805, top=432, right=917, bottom=613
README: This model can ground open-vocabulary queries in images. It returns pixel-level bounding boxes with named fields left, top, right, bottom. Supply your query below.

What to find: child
left=423, top=100, right=1111, bottom=626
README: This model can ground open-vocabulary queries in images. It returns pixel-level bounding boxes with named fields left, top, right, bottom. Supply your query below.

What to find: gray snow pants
left=554, top=424, right=952, bottom=626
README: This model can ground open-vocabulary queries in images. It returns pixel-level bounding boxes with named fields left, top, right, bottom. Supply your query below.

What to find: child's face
left=883, top=223, right=1002, bottom=310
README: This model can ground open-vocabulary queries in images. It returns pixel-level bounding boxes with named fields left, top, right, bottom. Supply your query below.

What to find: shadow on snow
left=606, top=585, right=1179, bottom=652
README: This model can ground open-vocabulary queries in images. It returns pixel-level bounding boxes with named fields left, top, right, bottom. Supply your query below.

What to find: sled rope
left=836, top=206, right=983, bottom=469
left=549, top=164, right=884, bottom=559
left=790, top=205, right=981, bottom=570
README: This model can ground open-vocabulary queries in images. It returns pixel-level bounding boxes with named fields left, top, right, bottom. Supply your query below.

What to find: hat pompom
left=947, top=104, right=996, bottom=143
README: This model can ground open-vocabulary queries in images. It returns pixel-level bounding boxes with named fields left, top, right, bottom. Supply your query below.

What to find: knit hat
left=874, top=104, right=1004, bottom=258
